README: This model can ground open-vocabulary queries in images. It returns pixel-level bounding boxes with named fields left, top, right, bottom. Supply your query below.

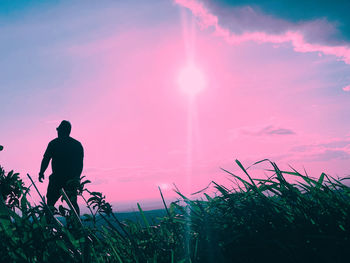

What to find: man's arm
left=77, top=144, right=84, bottom=176
left=39, top=156, right=50, bottom=182
left=39, top=142, right=52, bottom=182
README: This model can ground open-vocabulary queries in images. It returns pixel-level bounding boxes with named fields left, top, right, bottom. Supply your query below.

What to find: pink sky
left=1, top=0, right=350, bottom=210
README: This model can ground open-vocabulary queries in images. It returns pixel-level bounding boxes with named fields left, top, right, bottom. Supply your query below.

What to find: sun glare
left=178, top=63, right=206, bottom=97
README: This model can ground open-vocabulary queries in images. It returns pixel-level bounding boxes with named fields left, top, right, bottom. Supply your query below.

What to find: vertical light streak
left=180, top=8, right=199, bottom=260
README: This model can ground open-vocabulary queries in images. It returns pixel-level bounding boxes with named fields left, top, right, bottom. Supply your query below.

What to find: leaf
left=137, top=203, right=150, bottom=229
left=316, top=173, right=326, bottom=189
left=204, top=193, right=213, bottom=201
left=81, top=180, right=91, bottom=185
left=220, top=167, right=252, bottom=192
left=20, top=195, right=28, bottom=213
left=91, top=192, right=102, bottom=197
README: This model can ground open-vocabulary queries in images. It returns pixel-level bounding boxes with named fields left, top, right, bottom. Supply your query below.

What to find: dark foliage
left=0, top=159, right=349, bottom=262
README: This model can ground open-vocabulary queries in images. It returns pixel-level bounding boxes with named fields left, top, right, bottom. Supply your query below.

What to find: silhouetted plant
left=0, top=159, right=350, bottom=263
left=0, top=166, right=27, bottom=210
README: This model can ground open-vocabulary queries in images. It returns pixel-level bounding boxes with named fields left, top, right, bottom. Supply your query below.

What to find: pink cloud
left=175, top=0, right=350, bottom=64
left=288, top=138, right=350, bottom=169
left=343, top=85, right=350, bottom=91
left=240, top=125, right=295, bottom=136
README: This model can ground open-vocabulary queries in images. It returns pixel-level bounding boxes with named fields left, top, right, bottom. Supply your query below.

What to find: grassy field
left=0, top=159, right=349, bottom=263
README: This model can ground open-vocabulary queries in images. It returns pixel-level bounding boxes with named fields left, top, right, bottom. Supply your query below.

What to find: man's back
left=45, top=136, right=84, bottom=179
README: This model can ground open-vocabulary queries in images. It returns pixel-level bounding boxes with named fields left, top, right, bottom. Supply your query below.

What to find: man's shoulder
left=49, top=138, right=59, bottom=145
left=68, top=137, right=83, bottom=148
left=44, top=138, right=59, bottom=155
left=49, top=137, right=82, bottom=146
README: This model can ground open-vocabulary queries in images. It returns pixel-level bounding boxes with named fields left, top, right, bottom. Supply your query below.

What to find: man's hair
left=57, top=120, right=71, bottom=136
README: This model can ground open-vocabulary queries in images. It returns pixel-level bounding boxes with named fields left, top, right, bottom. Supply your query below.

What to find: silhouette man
left=39, top=120, right=84, bottom=216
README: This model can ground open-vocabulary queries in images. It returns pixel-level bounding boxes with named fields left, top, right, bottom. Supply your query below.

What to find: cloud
left=263, top=126, right=295, bottom=135
left=343, top=85, right=350, bottom=91
left=307, top=149, right=350, bottom=162
left=240, top=125, right=295, bottom=136
left=174, top=0, right=350, bottom=64
left=290, top=138, right=350, bottom=162
left=319, top=140, right=350, bottom=149
left=202, top=0, right=350, bottom=44
left=292, top=139, right=350, bottom=152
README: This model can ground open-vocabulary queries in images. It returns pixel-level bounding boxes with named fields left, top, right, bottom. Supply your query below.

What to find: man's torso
left=45, top=137, right=84, bottom=180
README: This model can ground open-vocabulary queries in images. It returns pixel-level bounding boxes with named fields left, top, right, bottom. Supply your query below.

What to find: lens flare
left=178, top=63, right=206, bottom=97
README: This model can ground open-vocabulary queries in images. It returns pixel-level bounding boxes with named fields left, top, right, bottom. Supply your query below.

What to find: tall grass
left=0, top=159, right=349, bottom=263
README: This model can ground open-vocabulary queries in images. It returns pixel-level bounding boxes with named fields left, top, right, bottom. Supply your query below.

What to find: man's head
left=56, top=120, right=71, bottom=138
